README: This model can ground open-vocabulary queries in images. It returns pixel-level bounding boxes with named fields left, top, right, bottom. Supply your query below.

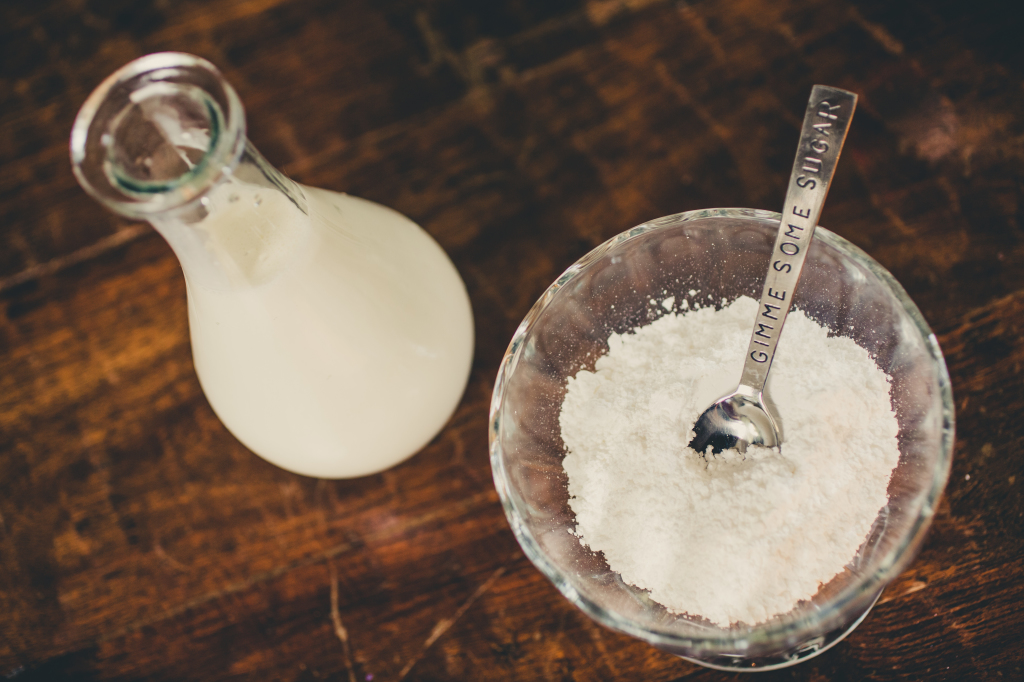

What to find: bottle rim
left=70, top=52, right=247, bottom=219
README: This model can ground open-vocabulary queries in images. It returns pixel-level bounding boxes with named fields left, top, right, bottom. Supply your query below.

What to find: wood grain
left=2, top=0, right=1022, bottom=679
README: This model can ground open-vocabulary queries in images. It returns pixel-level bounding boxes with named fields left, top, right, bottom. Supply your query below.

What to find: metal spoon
left=688, top=85, right=857, bottom=455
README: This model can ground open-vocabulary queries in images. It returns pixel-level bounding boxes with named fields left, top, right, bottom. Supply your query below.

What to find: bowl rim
left=488, top=207, right=955, bottom=653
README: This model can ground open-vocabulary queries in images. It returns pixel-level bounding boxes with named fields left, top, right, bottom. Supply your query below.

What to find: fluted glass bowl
left=489, top=208, right=953, bottom=671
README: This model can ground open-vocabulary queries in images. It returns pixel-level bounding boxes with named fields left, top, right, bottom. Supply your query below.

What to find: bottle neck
left=151, top=142, right=311, bottom=290
left=72, top=52, right=311, bottom=290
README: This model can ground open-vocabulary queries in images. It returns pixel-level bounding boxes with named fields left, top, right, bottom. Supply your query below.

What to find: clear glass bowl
left=489, top=208, right=954, bottom=671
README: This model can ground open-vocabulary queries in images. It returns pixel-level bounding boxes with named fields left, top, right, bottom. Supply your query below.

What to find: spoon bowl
left=688, top=386, right=780, bottom=455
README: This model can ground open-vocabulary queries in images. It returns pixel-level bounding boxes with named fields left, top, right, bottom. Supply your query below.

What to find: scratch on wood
left=675, top=1, right=727, bottom=64
left=878, top=579, right=928, bottom=605
left=881, top=206, right=913, bottom=236
left=397, top=566, right=506, bottom=680
left=651, top=62, right=732, bottom=143
left=279, top=480, right=299, bottom=519
left=0, top=225, right=149, bottom=293
left=414, top=9, right=536, bottom=91
left=847, top=6, right=904, bottom=56
left=153, top=541, right=192, bottom=573
left=258, top=504, right=290, bottom=549
left=151, top=0, right=296, bottom=41
left=586, top=0, right=666, bottom=26
left=861, top=186, right=915, bottom=237
left=329, top=561, right=358, bottom=682
left=415, top=9, right=471, bottom=84
left=276, top=120, right=310, bottom=167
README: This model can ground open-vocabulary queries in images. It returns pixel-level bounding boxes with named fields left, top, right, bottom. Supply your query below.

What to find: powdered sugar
left=559, top=295, right=900, bottom=627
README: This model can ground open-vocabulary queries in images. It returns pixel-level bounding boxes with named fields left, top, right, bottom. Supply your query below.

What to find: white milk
left=179, top=181, right=474, bottom=478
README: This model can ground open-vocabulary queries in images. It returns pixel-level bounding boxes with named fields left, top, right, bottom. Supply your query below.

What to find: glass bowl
left=489, top=208, right=954, bottom=671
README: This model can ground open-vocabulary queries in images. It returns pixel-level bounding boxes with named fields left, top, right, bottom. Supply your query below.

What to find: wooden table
left=2, top=0, right=1021, bottom=679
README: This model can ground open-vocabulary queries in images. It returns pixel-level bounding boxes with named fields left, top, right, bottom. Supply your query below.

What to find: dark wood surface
left=2, top=0, right=1022, bottom=680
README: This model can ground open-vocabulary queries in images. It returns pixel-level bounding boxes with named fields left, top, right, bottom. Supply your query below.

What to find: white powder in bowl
left=559, top=295, right=900, bottom=627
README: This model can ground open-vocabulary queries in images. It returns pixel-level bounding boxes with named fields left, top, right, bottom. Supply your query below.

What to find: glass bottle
left=70, top=52, right=474, bottom=478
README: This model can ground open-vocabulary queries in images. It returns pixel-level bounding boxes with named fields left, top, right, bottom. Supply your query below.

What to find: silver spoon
left=689, top=85, right=857, bottom=455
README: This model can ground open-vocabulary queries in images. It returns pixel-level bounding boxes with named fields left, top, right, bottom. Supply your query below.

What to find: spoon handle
left=739, top=85, right=857, bottom=392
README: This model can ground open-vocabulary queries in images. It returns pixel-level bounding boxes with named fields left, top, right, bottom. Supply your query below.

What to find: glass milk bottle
left=70, top=53, right=474, bottom=478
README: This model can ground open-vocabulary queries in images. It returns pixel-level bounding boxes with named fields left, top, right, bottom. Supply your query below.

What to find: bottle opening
left=104, top=82, right=223, bottom=195
left=71, top=53, right=245, bottom=219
